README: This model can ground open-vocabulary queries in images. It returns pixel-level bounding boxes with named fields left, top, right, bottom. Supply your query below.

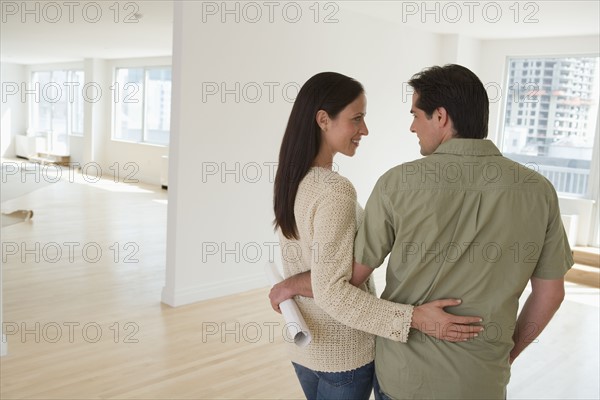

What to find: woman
left=271, top=72, right=481, bottom=400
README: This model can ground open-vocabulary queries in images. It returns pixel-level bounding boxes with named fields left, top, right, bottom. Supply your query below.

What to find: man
left=350, top=64, right=573, bottom=399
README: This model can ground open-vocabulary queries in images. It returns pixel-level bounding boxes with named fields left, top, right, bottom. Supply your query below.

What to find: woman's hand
left=411, top=299, right=484, bottom=342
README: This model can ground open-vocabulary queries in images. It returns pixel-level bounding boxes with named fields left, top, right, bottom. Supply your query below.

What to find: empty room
left=1, top=1, right=599, bottom=399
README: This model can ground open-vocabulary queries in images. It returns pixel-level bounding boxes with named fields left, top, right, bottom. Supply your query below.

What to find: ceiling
left=1, top=1, right=598, bottom=65
left=342, top=1, right=600, bottom=39
left=0, top=0, right=174, bottom=64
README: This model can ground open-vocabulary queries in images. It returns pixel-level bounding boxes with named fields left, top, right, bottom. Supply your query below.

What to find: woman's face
left=320, top=93, right=369, bottom=158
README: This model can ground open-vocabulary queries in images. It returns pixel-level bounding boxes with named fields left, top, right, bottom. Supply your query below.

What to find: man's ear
left=436, top=106, right=457, bottom=136
left=436, top=107, right=450, bottom=128
left=316, top=110, right=329, bottom=131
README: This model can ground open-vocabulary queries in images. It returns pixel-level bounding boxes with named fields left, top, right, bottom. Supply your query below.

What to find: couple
left=270, top=65, right=573, bottom=400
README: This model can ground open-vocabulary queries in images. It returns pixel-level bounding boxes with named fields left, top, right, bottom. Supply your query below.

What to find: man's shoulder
left=484, top=155, right=558, bottom=193
left=378, top=154, right=556, bottom=194
left=374, top=156, right=433, bottom=189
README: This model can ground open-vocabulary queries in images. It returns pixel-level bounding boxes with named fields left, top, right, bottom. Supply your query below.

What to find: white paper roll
left=265, top=262, right=312, bottom=347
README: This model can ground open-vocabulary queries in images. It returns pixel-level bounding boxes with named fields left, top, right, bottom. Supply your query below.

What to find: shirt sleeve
left=354, top=176, right=396, bottom=268
left=533, top=185, right=574, bottom=279
left=310, top=179, right=413, bottom=342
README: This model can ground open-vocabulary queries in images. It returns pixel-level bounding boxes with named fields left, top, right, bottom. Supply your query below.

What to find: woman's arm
left=270, top=261, right=483, bottom=340
left=349, top=261, right=483, bottom=338
left=269, top=261, right=371, bottom=313
left=269, top=260, right=376, bottom=313
left=269, top=260, right=370, bottom=312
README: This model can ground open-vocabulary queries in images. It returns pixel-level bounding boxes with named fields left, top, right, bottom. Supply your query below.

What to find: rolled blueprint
left=265, top=262, right=312, bottom=347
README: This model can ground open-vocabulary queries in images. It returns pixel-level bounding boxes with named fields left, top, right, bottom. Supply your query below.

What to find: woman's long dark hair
left=274, top=72, right=364, bottom=239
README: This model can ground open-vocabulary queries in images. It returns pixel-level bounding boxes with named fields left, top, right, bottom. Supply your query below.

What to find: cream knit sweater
left=278, top=167, right=413, bottom=373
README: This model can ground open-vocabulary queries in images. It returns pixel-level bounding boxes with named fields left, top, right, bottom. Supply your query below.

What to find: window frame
left=29, top=69, right=85, bottom=154
left=111, top=65, right=172, bottom=147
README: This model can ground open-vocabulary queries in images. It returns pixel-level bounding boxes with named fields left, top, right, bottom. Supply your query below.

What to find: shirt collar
left=433, top=139, right=502, bottom=156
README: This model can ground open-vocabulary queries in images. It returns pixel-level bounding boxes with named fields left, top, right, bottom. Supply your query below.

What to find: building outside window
left=502, top=56, right=599, bottom=199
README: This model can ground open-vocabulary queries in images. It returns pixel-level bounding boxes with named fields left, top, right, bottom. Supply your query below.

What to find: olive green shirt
left=354, top=139, right=573, bottom=399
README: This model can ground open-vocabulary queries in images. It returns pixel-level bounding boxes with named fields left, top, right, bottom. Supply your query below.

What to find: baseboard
left=1, top=334, right=7, bottom=357
left=161, top=273, right=268, bottom=307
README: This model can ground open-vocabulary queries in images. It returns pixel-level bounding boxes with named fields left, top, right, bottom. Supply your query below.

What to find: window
left=113, top=66, right=172, bottom=146
left=501, top=56, right=599, bottom=199
left=30, top=70, right=84, bottom=155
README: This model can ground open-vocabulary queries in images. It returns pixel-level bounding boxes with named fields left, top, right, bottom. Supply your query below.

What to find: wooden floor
left=1, top=170, right=599, bottom=399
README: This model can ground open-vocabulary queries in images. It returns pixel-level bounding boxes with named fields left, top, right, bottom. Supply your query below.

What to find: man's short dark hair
left=408, top=64, right=489, bottom=139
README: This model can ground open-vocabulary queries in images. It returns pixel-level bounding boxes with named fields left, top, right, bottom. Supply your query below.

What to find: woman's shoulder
left=302, top=167, right=357, bottom=199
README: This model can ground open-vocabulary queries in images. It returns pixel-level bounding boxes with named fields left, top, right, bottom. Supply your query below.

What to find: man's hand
left=268, top=271, right=313, bottom=313
left=412, top=299, right=484, bottom=342
left=269, top=281, right=292, bottom=314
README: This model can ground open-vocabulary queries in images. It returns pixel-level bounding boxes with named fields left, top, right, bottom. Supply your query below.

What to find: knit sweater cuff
left=390, top=304, right=414, bottom=342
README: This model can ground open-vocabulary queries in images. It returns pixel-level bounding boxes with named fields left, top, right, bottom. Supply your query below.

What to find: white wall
left=1, top=63, right=28, bottom=158
left=0, top=62, right=29, bottom=356
left=163, top=2, right=446, bottom=306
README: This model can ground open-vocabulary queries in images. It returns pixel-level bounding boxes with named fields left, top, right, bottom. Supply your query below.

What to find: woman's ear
left=316, top=110, right=329, bottom=132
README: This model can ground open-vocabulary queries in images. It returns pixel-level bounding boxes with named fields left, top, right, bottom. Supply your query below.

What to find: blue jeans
left=292, top=361, right=374, bottom=400
left=373, top=373, right=393, bottom=400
